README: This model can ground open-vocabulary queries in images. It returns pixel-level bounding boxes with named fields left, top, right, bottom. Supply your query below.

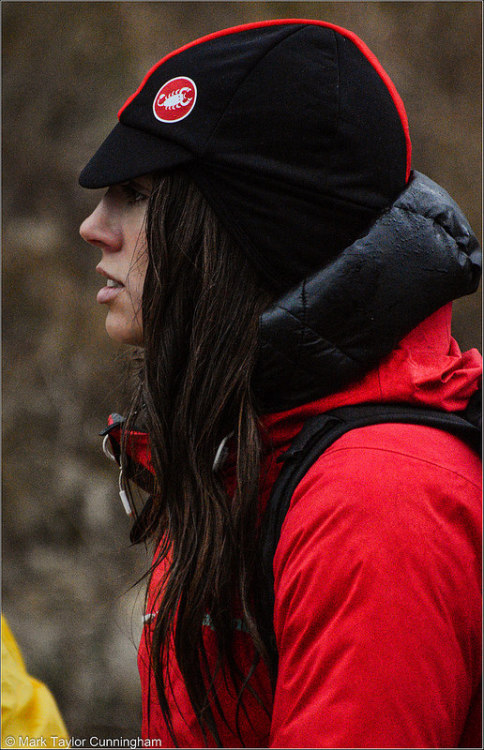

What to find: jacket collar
left=254, top=171, right=481, bottom=413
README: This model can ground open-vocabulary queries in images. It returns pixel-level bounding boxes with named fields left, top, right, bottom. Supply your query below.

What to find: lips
left=106, top=278, right=123, bottom=288
left=96, top=267, right=125, bottom=304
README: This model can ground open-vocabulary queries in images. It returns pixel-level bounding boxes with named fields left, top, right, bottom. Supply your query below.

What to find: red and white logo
left=153, top=76, right=197, bottom=123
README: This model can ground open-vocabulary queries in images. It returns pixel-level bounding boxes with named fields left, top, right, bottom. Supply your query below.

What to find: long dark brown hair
left=123, top=171, right=276, bottom=745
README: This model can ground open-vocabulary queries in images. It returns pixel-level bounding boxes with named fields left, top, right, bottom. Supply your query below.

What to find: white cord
left=118, top=468, right=133, bottom=516
left=102, top=434, right=117, bottom=463
left=212, top=432, right=233, bottom=472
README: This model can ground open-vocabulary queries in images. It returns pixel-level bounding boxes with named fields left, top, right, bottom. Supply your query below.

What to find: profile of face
left=79, top=175, right=152, bottom=345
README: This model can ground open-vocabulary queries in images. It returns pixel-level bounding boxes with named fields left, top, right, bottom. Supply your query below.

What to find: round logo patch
left=153, top=77, right=197, bottom=123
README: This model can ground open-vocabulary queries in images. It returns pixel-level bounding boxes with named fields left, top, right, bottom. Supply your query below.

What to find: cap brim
left=79, top=121, right=193, bottom=189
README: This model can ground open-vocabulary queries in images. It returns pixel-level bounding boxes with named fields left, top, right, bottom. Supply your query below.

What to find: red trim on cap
left=118, top=18, right=411, bottom=182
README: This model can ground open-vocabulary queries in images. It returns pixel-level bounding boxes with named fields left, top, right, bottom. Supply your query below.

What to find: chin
left=105, top=314, right=143, bottom=346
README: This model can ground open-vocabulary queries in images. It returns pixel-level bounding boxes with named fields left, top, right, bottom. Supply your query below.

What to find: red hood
left=258, top=303, right=481, bottom=454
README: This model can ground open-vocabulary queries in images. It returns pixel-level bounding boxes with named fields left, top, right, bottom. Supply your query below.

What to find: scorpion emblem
left=156, top=87, right=193, bottom=111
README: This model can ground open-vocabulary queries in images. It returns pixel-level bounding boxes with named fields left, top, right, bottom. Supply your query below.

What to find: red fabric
left=107, top=416, right=153, bottom=474
left=118, top=18, right=411, bottom=180
left=138, top=304, right=482, bottom=747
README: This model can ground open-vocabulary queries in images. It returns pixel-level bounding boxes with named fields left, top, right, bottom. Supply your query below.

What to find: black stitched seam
left=258, top=336, right=314, bottom=377
left=259, top=325, right=359, bottom=373
left=202, top=25, right=307, bottom=156
left=266, top=304, right=364, bottom=365
left=333, top=29, right=342, bottom=139
left=296, top=280, right=307, bottom=368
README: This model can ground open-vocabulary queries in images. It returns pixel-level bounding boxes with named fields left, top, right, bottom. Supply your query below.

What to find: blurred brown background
left=2, top=1, right=481, bottom=741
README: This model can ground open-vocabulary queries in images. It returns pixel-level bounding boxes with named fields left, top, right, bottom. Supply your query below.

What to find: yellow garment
left=1, top=615, right=69, bottom=749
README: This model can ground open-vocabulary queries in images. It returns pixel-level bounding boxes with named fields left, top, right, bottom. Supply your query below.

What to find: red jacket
left=138, top=303, right=482, bottom=747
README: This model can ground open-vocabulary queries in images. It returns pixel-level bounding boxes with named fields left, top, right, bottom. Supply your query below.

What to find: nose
left=79, top=198, right=122, bottom=252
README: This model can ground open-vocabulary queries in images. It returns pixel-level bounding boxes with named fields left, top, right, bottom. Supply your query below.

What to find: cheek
left=132, top=258, right=148, bottom=301
left=129, top=251, right=148, bottom=313
left=109, top=250, right=147, bottom=346
left=104, top=294, right=144, bottom=346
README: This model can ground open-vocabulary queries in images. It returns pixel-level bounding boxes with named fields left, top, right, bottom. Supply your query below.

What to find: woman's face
left=79, top=175, right=152, bottom=345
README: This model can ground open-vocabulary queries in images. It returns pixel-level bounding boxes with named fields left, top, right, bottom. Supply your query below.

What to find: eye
left=120, top=182, right=149, bottom=205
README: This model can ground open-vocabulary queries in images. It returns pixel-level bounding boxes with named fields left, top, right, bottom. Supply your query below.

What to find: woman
left=79, top=20, right=481, bottom=748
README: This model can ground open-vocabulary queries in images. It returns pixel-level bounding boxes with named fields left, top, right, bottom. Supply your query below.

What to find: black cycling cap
left=79, top=19, right=411, bottom=291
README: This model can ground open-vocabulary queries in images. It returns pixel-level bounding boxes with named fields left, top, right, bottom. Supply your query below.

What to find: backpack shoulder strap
left=257, top=400, right=481, bottom=682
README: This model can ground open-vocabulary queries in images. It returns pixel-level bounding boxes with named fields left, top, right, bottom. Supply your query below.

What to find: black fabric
left=79, top=122, right=193, bottom=189
left=253, top=171, right=482, bottom=413
left=333, top=31, right=407, bottom=206
left=255, top=399, right=482, bottom=682
left=79, top=20, right=408, bottom=291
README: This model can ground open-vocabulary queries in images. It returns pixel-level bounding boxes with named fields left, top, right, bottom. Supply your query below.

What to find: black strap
left=256, top=401, right=481, bottom=682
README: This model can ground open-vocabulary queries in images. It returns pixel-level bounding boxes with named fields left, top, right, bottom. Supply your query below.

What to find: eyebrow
left=122, top=178, right=152, bottom=192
